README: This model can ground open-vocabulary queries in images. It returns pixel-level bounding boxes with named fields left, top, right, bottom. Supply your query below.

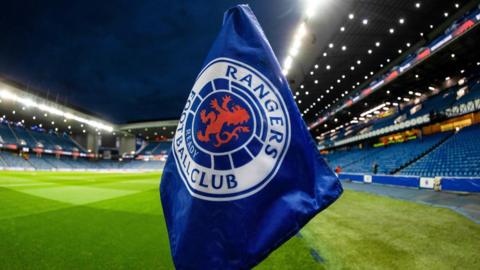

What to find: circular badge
left=172, top=58, right=290, bottom=201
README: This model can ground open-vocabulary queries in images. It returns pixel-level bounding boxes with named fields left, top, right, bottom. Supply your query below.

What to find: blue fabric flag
left=160, top=5, right=342, bottom=269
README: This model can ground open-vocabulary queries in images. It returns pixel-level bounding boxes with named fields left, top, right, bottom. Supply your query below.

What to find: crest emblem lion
left=196, top=95, right=251, bottom=147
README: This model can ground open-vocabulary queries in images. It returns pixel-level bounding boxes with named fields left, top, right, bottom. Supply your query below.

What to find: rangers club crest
left=172, top=58, right=291, bottom=201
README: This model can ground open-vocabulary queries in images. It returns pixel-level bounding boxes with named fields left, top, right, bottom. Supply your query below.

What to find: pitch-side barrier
left=338, top=173, right=480, bottom=193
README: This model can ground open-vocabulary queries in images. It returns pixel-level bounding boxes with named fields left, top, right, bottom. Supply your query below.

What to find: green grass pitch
left=0, top=171, right=478, bottom=269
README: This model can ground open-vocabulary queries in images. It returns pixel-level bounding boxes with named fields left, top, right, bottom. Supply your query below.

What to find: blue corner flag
left=160, top=5, right=342, bottom=269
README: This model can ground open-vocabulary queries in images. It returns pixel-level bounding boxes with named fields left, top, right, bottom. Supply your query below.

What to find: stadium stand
left=326, top=132, right=450, bottom=175
left=0, top=123, right=17, bottom=144
left=401, top=124, right=480, bottom=177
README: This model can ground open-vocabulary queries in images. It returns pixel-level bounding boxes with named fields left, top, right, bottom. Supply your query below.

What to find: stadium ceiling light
left=375, top=41, right=380, bottom=47
left=406, top=42, right=411, bottom=47
left=356, top=59, right=361, bottom=65
left=445, top=77, right=450, bottom=81
left=398, top=49, right=402, bottom=54
left=460, top=69, right=465, bottom=74
left=360, top=103, right=386, bottom=117
left=429, top=25, right=433, bottom=29
left=403, top=98, right=410, bottom=102
left=399, top=18, right=405, bottom=24
left=340, top=26, right=345, bottom=32
left=451, top=53, right=455, bottom=58
left=362, top=19, right=368, bottom=25
left=415, top=92, right=422, bottom=96
left=310, top=71, right=314, bottom=75
left=428, top=86, right=436, bottom=90
left=389, top=28, right=395, bottom=34
left=420, top=32, right=424, bottom=36
left=314, top=64, right=319, bottom=69
left=368, top=49, right=372, bottom=54
left=341, top=74, right=346, bottom=79
left=341, top=45, right=347, bottom=51
left=348, top=13, right=354, bottom=20
left=328, top=43, right=334, bottom=48
left=314, top=80, right=318, bottom=84
left=444, top=12, right=448, bottom=17
left=323, top=52, right=327, bottom=57
left=415, top=2, right=421, bottom=8
left=305, top=91, right=309, bottom=95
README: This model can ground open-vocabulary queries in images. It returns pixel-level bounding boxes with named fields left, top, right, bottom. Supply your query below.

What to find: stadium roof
left=283, top=0, right=480, bottom=137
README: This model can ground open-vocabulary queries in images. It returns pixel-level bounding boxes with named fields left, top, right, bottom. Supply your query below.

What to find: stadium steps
left=6, top=123, right=20, bottom=143
left=393, top=132, right=454, bottom=175
left=66, top=134, right=87, bottom=152
left=343, top=147, right=387, bottom=169
left=0, top=154, right=7, bottom=166
left=25, top=129, right=41, bottom=146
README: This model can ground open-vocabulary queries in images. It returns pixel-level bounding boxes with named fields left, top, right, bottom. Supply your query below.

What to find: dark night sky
left=0, top=0, right=301, bottom=123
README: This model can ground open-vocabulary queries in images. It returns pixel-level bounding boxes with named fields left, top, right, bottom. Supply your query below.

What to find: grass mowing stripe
left=0, top=187, right=72, bottom=220
left=0, top=171, right=479, bottom=269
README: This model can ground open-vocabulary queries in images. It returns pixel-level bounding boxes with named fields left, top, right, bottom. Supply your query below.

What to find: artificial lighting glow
left=444, top=12, right=448, bottom=17
left=323, top=52, right=327, bottom=57
left=368, top=49, right=372, bottom=54
left=340, top=26, right=345, bottom=32
left=375, top=41, right=380, bottom=47
left=341, top=45, right=347, bottom=51
left=406, top=42, right=411, bottom=47
left=415, top=2, right=421, bottom=8
left=360, top=103, right=386, bottom=117
left=284, top=56, right=293, bottom=70
left=362, top=19, right=368, bottom=25
left=451, top=53, right=455, bottom=58
left=356, top=60, right=361, bottom=65
left=389, top=28, right=395, bottom=34
left=399, top=18, right=405, bottom=24
left=348, top=13, right=354, bottom=20
left=328, top=43, right=334, bottom=48
left=326, top=65, right=331, bottom=70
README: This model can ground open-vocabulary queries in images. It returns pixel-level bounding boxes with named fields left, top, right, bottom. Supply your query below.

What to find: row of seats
left=0, top=122, right=82, bottom=152
left=325, top=124, right=479, bottom=177
left=325, top=133, right=447, bottom=175
left=138, top=141, right=171, bottom=155
left=0, top=151, right=165, bottom=170
left=401, top=124, right=480, bottom=177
